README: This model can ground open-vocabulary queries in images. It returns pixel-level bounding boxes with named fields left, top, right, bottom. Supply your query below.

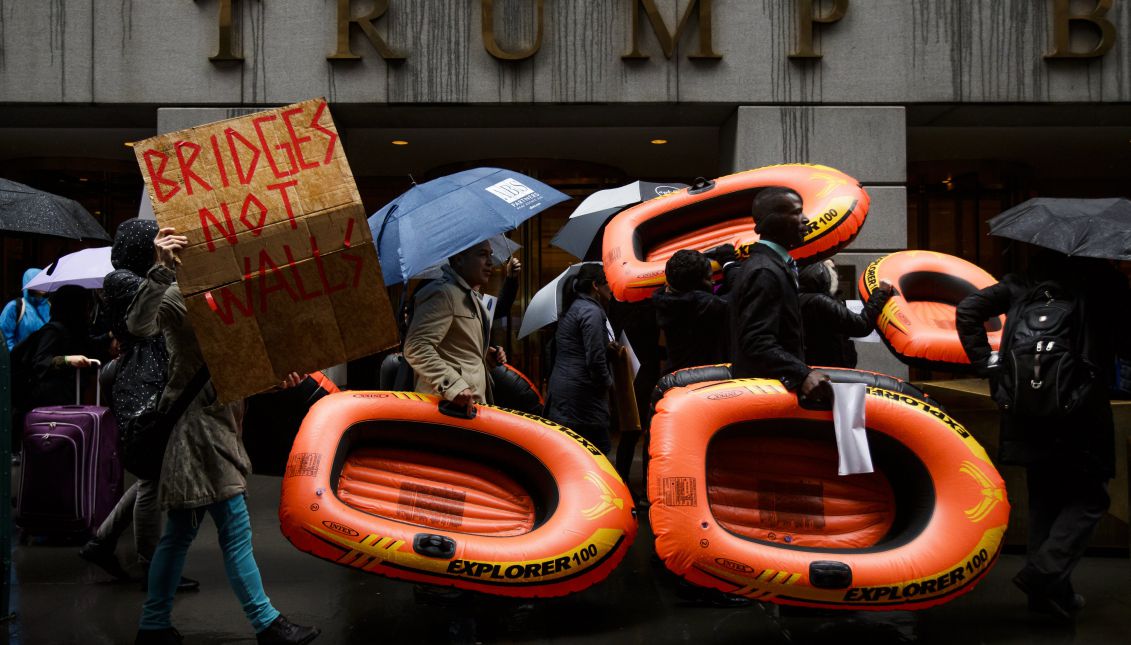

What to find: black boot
left=135, top=627, right=182, bottom=645
left=256, top=615, right=320, bottom=645
left=79, top=539, right=131, bottom=581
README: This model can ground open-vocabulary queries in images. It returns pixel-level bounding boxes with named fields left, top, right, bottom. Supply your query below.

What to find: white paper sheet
left=831, top=382, right=873, bottom=475
left=617, top=330, right=640, bottom=380
left=846, top=300, right=882, bottom=343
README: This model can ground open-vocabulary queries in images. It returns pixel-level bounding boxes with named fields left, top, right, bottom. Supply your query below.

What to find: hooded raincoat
left=1, top=268, right=51, bottom=350
left=128, top=262, right=249, bottom=511
left=105, top=218, right=169, bottom=425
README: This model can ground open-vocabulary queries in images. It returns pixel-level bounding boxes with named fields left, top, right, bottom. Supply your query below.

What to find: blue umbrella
left=369, top=168, right=569, bottom=285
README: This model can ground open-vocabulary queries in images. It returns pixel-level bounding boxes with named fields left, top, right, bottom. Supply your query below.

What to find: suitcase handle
left=73, top=359, right=103, bottom=407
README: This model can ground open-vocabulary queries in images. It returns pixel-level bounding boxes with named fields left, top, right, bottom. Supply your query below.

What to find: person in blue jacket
left=1, top=267, right=51, bottom=350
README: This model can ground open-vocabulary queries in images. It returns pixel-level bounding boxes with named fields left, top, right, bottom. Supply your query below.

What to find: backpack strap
left=165, top=366, right=211, bottom=427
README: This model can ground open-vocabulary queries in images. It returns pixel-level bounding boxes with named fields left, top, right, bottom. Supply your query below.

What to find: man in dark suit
left=730, top=187, right=829, bottom=399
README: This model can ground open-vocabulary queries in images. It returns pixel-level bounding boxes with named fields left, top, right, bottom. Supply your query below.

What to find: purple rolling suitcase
left=16, top=362, right=124, bottom=538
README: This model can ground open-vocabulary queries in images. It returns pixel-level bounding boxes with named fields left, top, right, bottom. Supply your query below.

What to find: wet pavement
left=5, top=472, right=1130, bottom=645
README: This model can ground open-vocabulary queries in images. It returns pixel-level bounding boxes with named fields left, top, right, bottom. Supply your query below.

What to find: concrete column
left=157, top=107, right=261, bottom=135
left=721, top=106, right=908, bottom=378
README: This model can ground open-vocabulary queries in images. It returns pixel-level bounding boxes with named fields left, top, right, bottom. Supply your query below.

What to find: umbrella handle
left=373, top=204, right=398, bottom=250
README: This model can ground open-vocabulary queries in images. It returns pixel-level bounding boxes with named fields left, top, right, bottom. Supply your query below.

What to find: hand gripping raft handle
left=438, top=399, right=477, bottom=420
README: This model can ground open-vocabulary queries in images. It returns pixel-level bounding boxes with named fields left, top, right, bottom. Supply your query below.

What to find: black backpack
left=994, top=281, right=1095, bottom=418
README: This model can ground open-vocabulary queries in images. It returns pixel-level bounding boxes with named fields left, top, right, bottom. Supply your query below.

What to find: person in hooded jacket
left=78, top=218, right=199, bottom=593
left=653, top=249, right=736, bottom=375
left=1, top=267, right=51, bottom=350
left=129, top=227, right=318, bottom=645
left=798, top=259, right=893, bottom=368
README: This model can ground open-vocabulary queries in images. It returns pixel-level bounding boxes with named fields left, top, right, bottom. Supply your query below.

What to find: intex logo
left=715, top=558, right=755, bottom=574
left=352, top=393, right=389, bottom=398
left=654, top=185, right=680, bottom=196
left=485, top=178, right=535, bottom=204
left=707, top=389, right=743, bottom=400
left=322, top=520, right=360, bottom=537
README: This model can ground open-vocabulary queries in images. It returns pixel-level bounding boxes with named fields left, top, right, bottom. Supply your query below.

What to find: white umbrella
left=24, top=246, right=114, bottom=292
left=517, top=262, right=601, bottom=339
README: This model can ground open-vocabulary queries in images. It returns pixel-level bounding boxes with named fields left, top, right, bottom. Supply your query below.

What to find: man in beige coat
left=404, top=240, right=505, bottom=408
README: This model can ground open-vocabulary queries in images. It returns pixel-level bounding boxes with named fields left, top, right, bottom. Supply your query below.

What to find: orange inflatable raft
left=649, top=369, right=1008, bottom=611
left=602, top=164, right=869, bottom=302
left=279, top=391, right=637, bottom=598
left=491, top=364, right=545, bottom=416
left=244, top=372, right=340, bottom=476
left=860, top=250, right=1003, bottom=371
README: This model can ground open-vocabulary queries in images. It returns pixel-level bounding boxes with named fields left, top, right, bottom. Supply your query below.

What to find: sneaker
left=79, top=539, right=131, bottom=581
left=135, top=627, right=183, bottom=645
left=256, top=614, right=320, bottom=645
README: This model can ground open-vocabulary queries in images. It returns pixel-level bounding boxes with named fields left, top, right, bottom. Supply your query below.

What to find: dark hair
left=574, top=263, right=607, bottom=295
left=751, top=186, right=801, bottom=225
left=797, top=262, right=829, bottom=295
left=665, top=250, right=710, bottom=292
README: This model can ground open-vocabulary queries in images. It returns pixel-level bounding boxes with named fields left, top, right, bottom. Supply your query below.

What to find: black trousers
left=1018, top=462, right=1110, bottom=597
left=570, top=423, right=612, bottom=456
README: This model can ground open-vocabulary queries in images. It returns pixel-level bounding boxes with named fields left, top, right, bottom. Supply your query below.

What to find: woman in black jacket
left=798, top=260, right=892, bottom=368
left=546, top=264, right=615, bottom=454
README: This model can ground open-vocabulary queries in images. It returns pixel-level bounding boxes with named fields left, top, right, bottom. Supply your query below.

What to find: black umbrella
left=988, top=197, right=1131, bottom=261
left=0, top=178, right=110, bottom=241
left=551, top=181, right=687, bottom=260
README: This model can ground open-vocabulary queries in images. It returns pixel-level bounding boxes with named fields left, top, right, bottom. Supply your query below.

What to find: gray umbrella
left=518, top=262, right=601, bottom=339
left=988, top=197, right=1131, bottom=261
left=551, top=181, right=687, bottom=260
left=0, top=178, right=110, bottom=241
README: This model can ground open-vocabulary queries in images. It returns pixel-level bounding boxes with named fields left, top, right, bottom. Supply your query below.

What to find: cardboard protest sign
left=133, top=98, right=397, bottom=402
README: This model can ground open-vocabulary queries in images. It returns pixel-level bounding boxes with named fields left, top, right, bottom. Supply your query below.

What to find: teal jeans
left=139, top=494, right=280, bottom=632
